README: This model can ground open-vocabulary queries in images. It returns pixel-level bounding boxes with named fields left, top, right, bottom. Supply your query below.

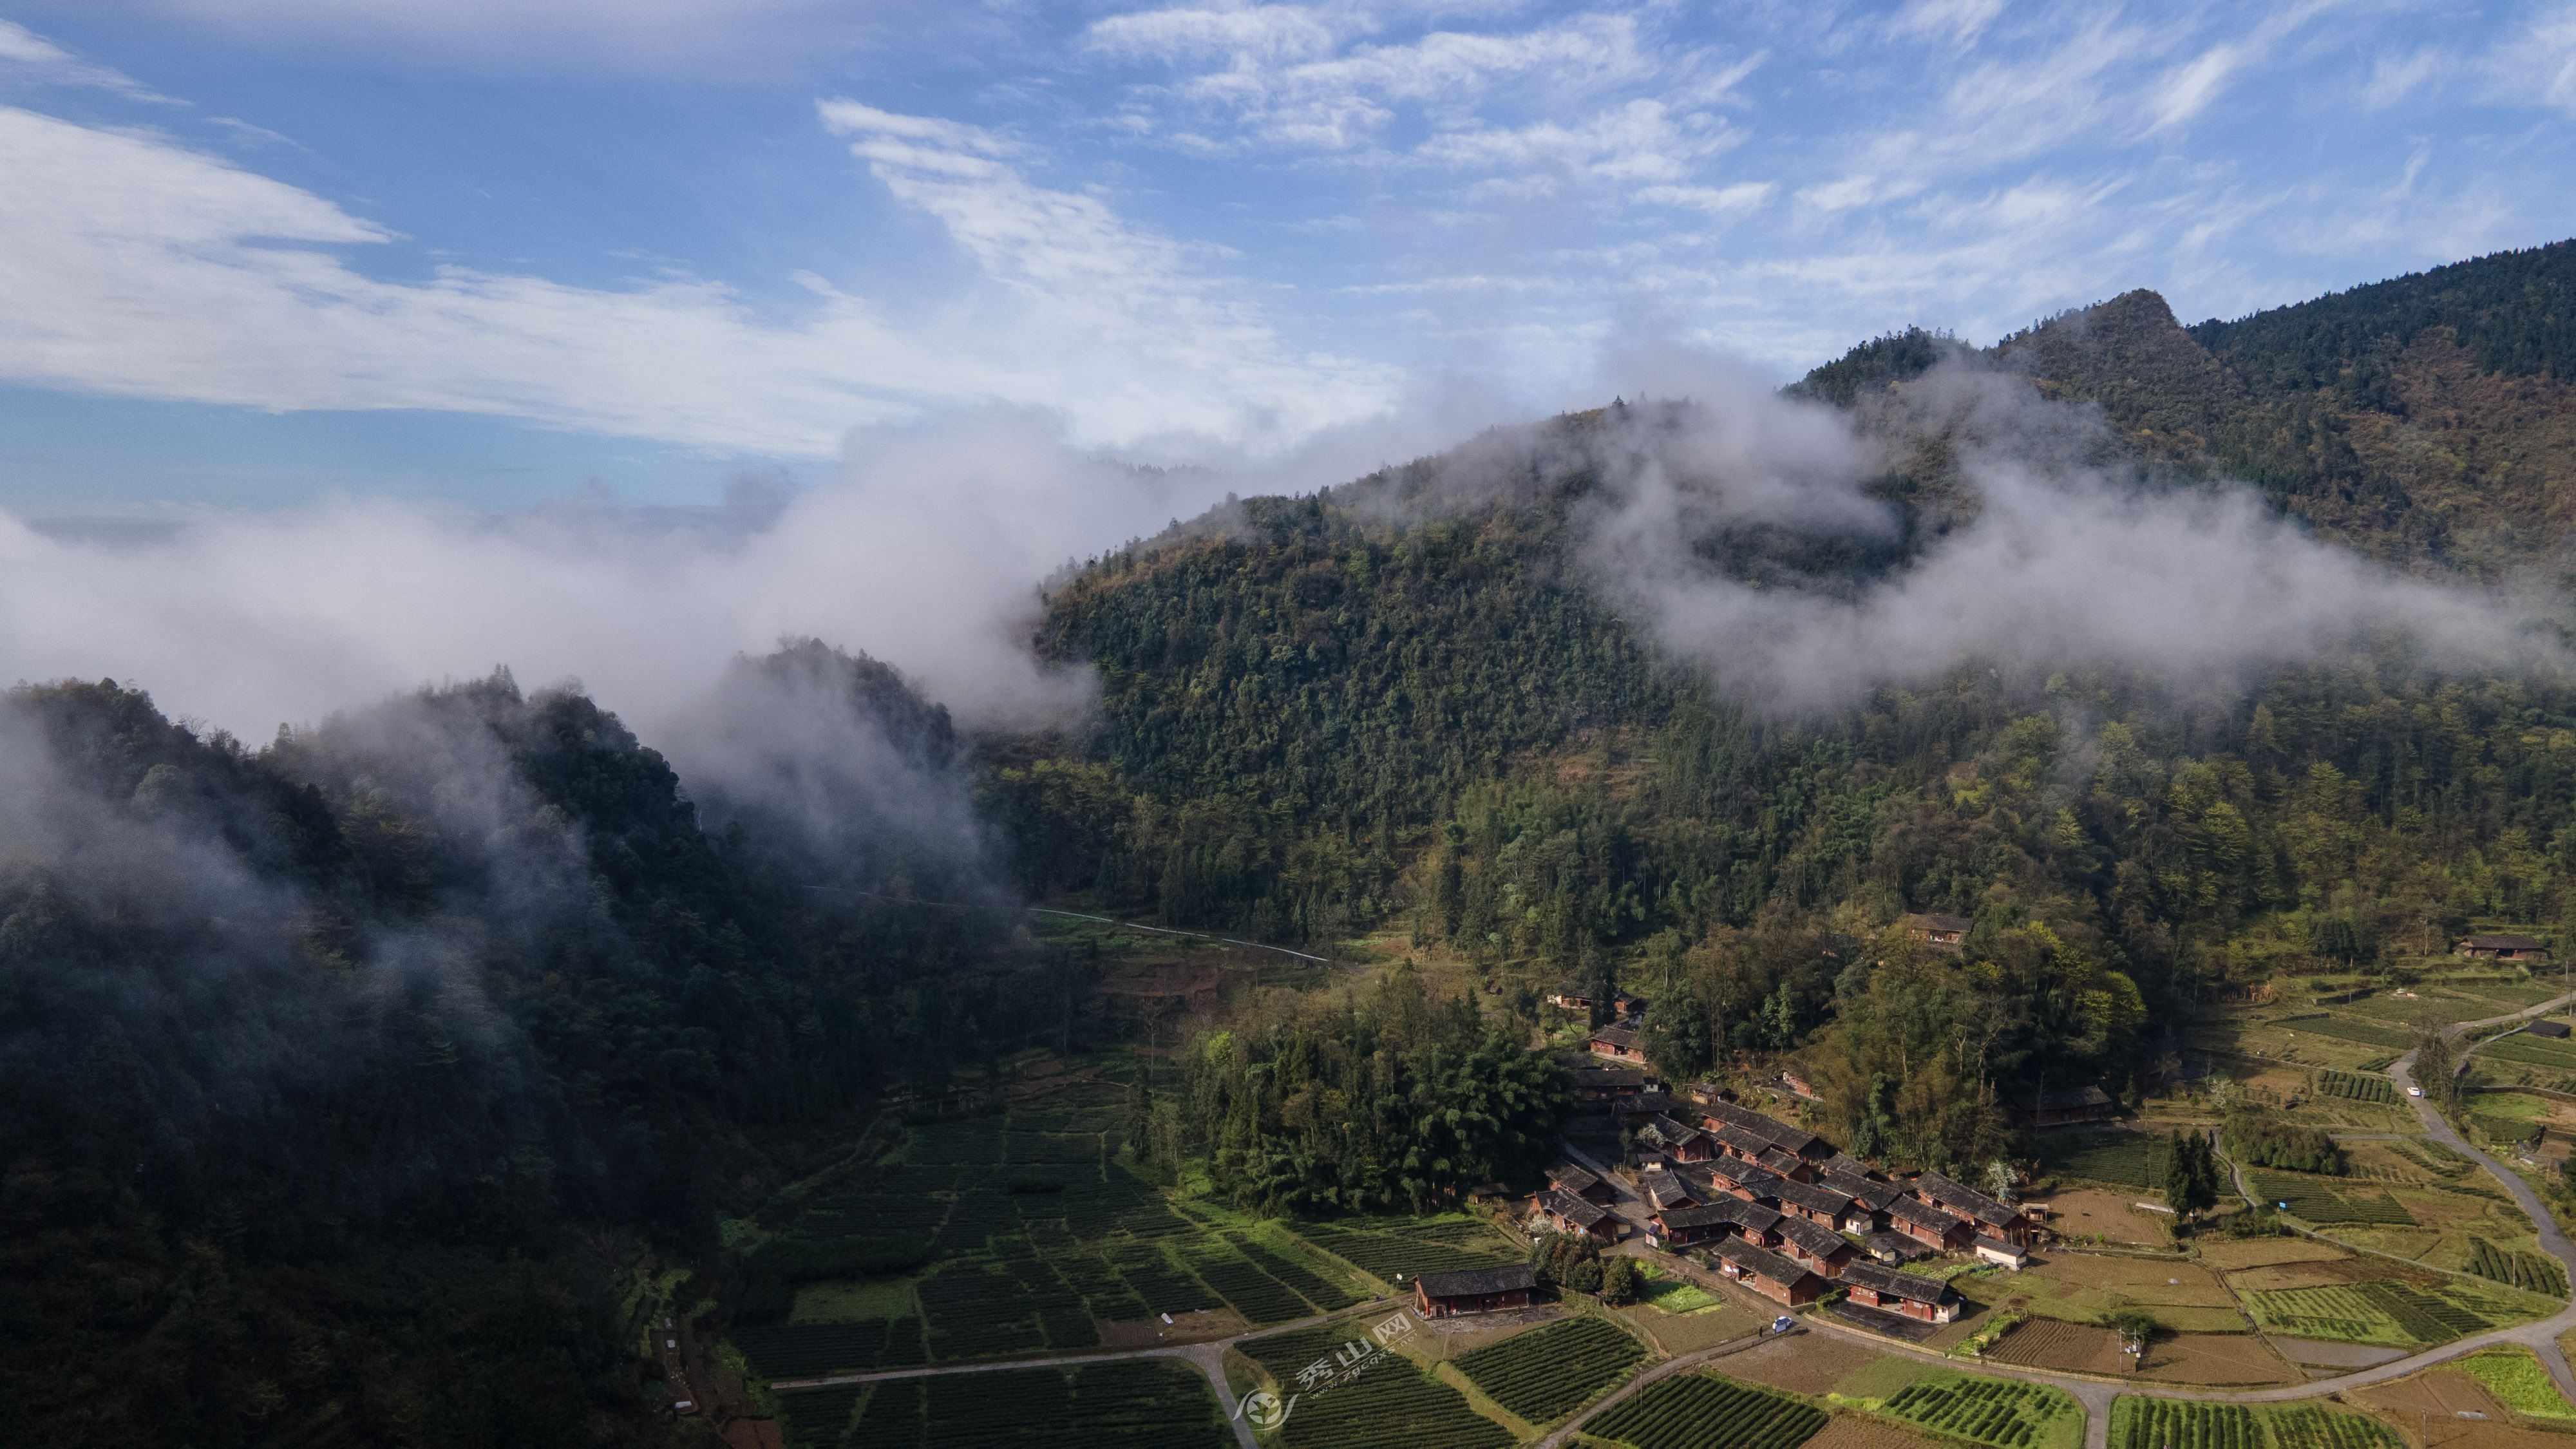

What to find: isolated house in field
left=1546, top=1162, right=1616, bottom=1206
left=1589, top=1025, right=1647, bottom=1063
left=1886, top=1196, right=1974, bottom=1253
left=1532, top=1187, right=1619, bottom=1242
left=1911, top=1171, right=2035, bottom=1247
left=1900, top=913, right=1972, bottom=948
left=1545, top=983, right=1595, bottom=1012
left=2032, top=1084, right=2116, bottom=1128
left=1775, top=1217, right=1857, bottom=1278
left=2459, top=934, right=2551, bottom=964
left=1710, top=1238, right=1824, bottom=1306
left=1414, top=1264, right=1537, bottom=1318
left=2529, top=1020, right=2573, bottom=1040
left=1841, top=1261, right=1958, bottom=1322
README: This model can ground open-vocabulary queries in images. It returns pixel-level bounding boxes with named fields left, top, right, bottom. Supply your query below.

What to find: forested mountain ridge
left=2002, top=239, right=2576, bottom=569
left=1007, top=240, right=2576, bottom=1173
left=0, top=653, right=1066, bottom=1446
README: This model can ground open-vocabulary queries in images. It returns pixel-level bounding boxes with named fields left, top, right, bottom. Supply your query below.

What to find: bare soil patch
left=1720, top=1333, right=1884, bottom=1395
left=1096, top=1307, right=1244, bottom=1347
left=2137, top=1332, right=2298, bottom=1385
left=1981, top=1318, right=2128, bottom=1375
left=1803, top=1413, right=1947, bottom=1449
left=2355, top=1367, right=2565, bottom=1448
left=2224, top=1256, right=2387, bottom=1291
left=2034, top=1188, right=2170, bottom=1245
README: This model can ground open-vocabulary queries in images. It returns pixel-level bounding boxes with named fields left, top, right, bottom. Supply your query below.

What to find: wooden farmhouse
left=1414, top=1264, right=1537, bottom=1318
left=2031, top=1084, right=2116, bottom=1128
left=2459, top=934, right=2551, bottom=964
left=1587, top=1025, right=1648, bottom=1063
left=1531, top=1187, right=1619, bottom=1243
left=1911, top=1172, right=2035, bottom=1246
left=1773, top=1177, right=1859, bottom=1227
left=1641, top=1170, right=1698, bottom=1213
left=1710, top=1238, right=1824, bottom=1306
left=1899, top=913, right=1971, bottom=947
left=1637, top=1114, right=1715, bottom=1162
left=1649, top=1203, right=1742, bottom=1249
left=1841, top=1261, right=1958, bottom=1322
left=1886, top=1196, right=1974, bottom=1253
left=1546, top=1161, right=1616, bottom=1204
left=1775, top=1217, right=1856, bottom=1278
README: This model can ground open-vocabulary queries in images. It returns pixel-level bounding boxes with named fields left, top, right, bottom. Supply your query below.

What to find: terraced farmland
left=777, top=1383, right=864, bottom=1446
left=2278, top=1017, right=2415, bottom=1050
left=2259, top=1405, right=2405, bottom=1448
left=1879, top=1373, right=2079, bottom=1448
left=2467, top=1236, right=2568, bottom=1296
left=839, top=1361, right=1230, bottom=1448
left=2032, top=1130, right=2165, bottom=1189
left=2240, top=1285, right=2410, bottom=1345
left=2110, top=1397, right=2257, bottom=1449
left=1452, top=1313, right=1646, bottom=1421
left=2316, top=1070, right=2396, bottom=1104
left=733, top=1318, right=928, bottom=1378
left=1294, top=1217, right=1521, bottom=1282
left=1584, top=1372, right=1827, bottom=1449
left=1242, top=1323, right=1513, bottom=1449
left=2248, top=1173, right=2414, bottom=1225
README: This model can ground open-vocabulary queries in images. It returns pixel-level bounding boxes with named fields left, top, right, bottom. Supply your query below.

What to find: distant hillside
left=1931, top=240, right=2576, bottom=571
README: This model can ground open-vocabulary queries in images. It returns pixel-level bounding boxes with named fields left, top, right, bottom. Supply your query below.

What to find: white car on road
left=2409, top=1086, right=2425, bottom=1097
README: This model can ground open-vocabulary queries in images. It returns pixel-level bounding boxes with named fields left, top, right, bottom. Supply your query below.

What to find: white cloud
left=0, top=100, right=1392, bottom=457
left=0, top=18, right=172, bottom=99
left=1634, top=180, right=1772, bottom=214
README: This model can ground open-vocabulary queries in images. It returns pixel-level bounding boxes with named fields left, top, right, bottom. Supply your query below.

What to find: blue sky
left=3, top=0, right=2573, bottom=515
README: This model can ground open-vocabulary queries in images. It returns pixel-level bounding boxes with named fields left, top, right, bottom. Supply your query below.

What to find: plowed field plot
left=1801, top=1417, right=1944, bottom=1449
left=2110, top=1397, right=2256, bottom=1449
left=1717, top=1334, right=1883, bottom=1395
left=1585, top=1372, right=1827, bottom=1449
left=1980, top=1319, right=2126, bottom=1375
left=1452, top=1313, right=1646, bottom=1422
left=1876, top=1372, right=2080, bottom=1449
left=2135, top=1334, right=2297, bottom=1386
left=1240, top=1323, right=1513, bottom=1449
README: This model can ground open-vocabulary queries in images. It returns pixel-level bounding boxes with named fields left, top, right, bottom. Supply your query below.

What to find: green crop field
left=2240, top=1285, right=2409, bottom=1345
left=838, top=1361, right=1231, bottom=1448
left=2316, top=1069, right=2397, bottom=1104
left=2259, top=1404, right=2405, bottom=1448
left=778, top=1384, right=866, bottom=1446
left=1584, top=1372, right=1827, bottom=1449
left=1452, top=1314, right=1647, bottom=1422
left=2032, top=1130, right=2166, bottom=1189
left=2249, top=1173, right=2414, bottom=1225
left=1878, top=1372, right=2079, bottom=1448
left=2110, top=1397, right=2257, bottom=1449
left=2478, top=1034, right=2576, bottom=1070
left=2468, top=1236, right=2569, bottom=1296
left=1293, top=1216, right=1522, bottom=1283
left=1240, top=1321, right=1513, bottom=1448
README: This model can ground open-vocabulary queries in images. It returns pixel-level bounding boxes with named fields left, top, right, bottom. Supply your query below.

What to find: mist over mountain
left=13, top=240, right=2576, bottom=1446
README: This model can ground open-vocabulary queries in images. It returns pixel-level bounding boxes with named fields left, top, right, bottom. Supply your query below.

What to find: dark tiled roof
left=1975, top=1235, right=2027, bottom=1258
left=1714, top=1199, right=1783, bottom=1235
left=1591, top=1025, right=1640, bottom=1050
left=1864, top=1231, right=1922, bottom=1260
left=1547, top=1162, right=1601, bottom=1194
left=1647, top=1113, right=1704, bottom=1144
left=1823, top=1171, right=1899, bottom=1209
left=1653, top=1203, right=1741, bottom=1231
left=2034, top=1084, right=2113, bottom=1112
left=1643, top=1175, right=1697, bottom=1211
left=1709, top=1122, right=1774, bottom=1157
left=1914, top=1172, right=2022, bottom=1229
left=1776, top=1178, right=1859, bottom=1217
left=1778, top=1217, right=1852, bottom=1259
left=1757, top=1146, right=1808, bottom=1175
left=1888, top=1197, right=1968, bottom=1235
left=1417, top=1263, right=1539, bottom=1298
left=1700, top=1099, right=1826, bottom=1156
left=1824, top=1153, right=1877, bottom=1179
left=1536, top=1188, right=1609, bottom=1229
left=1713, top=1236, right=1817, bottom=1287
left=1841, top=1260, right=1950, bottom=1303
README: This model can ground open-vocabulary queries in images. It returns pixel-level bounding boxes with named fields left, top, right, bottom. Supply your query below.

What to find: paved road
left=769, top=990, right=2576, bottom=1449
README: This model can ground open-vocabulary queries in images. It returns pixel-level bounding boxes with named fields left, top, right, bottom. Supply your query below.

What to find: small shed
left=2460, top=934, right=2551, bottom=963
left=1414, top=1263, right=1538, bottom=1318
left=1899, top=913, right=1972, bottom=947
left=1974, top=1235, right=2031, bottom=1270
left=2530, top=1020, right=2572, bottom=1040
left=2032, top=1084, right=2116, bottom=1128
